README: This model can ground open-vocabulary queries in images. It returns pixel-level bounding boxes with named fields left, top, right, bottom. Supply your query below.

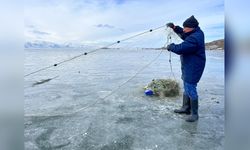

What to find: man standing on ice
left=166, top=15, right=206, bottom=122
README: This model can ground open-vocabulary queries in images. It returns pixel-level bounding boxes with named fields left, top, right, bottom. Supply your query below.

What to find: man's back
left=180, top=26, right=206, bottom=84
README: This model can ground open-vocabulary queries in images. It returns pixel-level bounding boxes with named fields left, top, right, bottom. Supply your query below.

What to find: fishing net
left=146, top=79, right=180, bottom=97
left=141, top=28, right=182, bottom=97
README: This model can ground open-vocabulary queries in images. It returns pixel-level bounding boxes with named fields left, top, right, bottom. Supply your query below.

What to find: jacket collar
left=186, top=26, right=200, bottom=36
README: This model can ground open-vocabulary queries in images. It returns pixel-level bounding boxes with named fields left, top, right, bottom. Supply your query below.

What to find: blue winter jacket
left=168, top=26, right=206, bottom=84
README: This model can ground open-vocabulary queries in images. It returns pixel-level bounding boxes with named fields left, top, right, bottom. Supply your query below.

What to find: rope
left=24, top=25, right=166, bottom=77
left=168, top=37, right=176, bottom=80
left=163, top=29, right=176, bottom=80
left=25, top=27, right=177, bottom=142
left=25, top=49, right=164, bottom=118
left=67, top=50, right=164, bottom=141
left=26, top=49, right=175, bottom=143
left=25, top=27, right=176, bottom=118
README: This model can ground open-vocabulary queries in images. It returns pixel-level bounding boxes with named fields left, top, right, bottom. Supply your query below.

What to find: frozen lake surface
left=25, top=48, right=224, bottom=150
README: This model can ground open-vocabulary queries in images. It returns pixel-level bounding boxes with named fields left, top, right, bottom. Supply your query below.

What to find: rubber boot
left=186, top=99, right=199, bottom=122
left=174, top=94, right=191, bottom=114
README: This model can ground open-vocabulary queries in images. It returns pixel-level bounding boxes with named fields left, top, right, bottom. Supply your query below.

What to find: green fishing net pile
left=146, top=79, right=180, bottom=97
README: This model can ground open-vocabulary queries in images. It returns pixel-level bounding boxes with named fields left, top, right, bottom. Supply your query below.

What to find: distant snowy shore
left=24, top=39, right=224, bottom=50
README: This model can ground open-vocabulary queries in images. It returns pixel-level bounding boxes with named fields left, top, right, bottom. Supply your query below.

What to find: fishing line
left=25, top=26, right=176, bottom=117
left=163, top=28, right=176, bottom=81
left=25, top=48, right=164, bottom=117
left=168, top=37, right=176, bottom=81
left=24, top=25, right=165, bottom=77
left=66, top=49, right=164, bottom=141
left=25, top=26, right=180, bottom=144
left=24, top=27, right=166, bottom=89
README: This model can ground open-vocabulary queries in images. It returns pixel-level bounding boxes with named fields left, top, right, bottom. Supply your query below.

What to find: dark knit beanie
left=183, top=15, right=199, bottom=28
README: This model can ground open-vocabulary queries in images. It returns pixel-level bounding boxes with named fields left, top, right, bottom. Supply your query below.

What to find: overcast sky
left=24, top=0, right=224, bottom=45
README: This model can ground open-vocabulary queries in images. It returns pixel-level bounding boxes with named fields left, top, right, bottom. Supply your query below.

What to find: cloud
left=24, top=0, right=224, bottom=44
left=94, top=24, right=124, bottom=32
left=95, top=24, right=115, bottom=29
left=26, top=25, right=35, bottom=29
left=32, top=30, right=51, bottom=35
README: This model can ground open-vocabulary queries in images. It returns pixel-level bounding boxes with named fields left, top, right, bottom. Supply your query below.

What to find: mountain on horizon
left=205, top=39, right=224, bottom=50
left=24, top=41, right=92, bottom=49
left=25, top=39, right=225, bottom=50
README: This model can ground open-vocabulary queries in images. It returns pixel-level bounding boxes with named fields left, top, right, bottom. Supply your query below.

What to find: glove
left=166, top=22, right=175, bottom=29
left=167, top=44, right=171, bottom=51
left=167, top=43, right=174, bottom=51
